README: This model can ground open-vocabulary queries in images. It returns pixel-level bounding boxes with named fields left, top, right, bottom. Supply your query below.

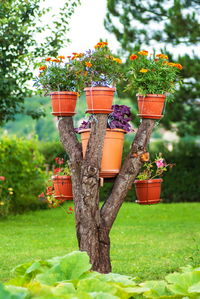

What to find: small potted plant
left=77, top=105, right=133, bottom=178
left=73, top=42, right=123, bottom=113
left=125, top=50, right=183, bottom=119
left=52, top=157, right=73, bottom=201
left=134, top=154, right=174, bottom=205
left=34, top=56, right=82, bottom=116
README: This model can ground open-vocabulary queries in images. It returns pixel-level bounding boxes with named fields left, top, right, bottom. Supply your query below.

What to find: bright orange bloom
left=67, top=56, right=71, bottom=59
left=138, top=50, right=148, bottom=56
left=174, top=63, right=183, bottom=70
left=139, top=68, right=149, bottom=73
left=85, top=62, right=92, bottom=67
left=57, top=55, right=65, bottom=59
left=167, top=62, right=176, bottom=67
left=51, top=58, right=60, bottom=62
left=45, top=57, right=51, bottom=61
left=94, top=41, right=108, bottom=48
left=130, top=54, right=138, bottom=60
left=156, top=54, right=168, bottom=59
left=112, top=57, right=122, bottom=64
left=39, top=65, right=47, bottom=71
left=72, top=52, right=78, bottom=55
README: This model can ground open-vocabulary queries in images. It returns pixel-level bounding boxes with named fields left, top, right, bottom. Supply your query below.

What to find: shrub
left=0, top=136, right=47, bottom=215
left=38, top=141, right=67, bottom=168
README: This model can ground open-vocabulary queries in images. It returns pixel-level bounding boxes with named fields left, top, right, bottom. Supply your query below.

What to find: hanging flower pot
left=80, top=128, right=125, bottom=178
left=137, top=94, right=166, bottom=119
left=84, top=87, right=116, bottom=114
left=52, top=175, right=73, bottom=201
left=50, top=91, right=78, bottom=116
left=134, top=179, right=163, bottom=205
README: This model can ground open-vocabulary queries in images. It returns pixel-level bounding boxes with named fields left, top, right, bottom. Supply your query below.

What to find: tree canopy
left=0, top=0, right=80, bottom=126
left=105, top=0, right=200, bottom=136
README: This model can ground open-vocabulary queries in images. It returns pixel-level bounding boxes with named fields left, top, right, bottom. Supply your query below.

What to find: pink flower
left=0, top=176, right=5, bottom=181
left=155, top=159, right=165, bottom=168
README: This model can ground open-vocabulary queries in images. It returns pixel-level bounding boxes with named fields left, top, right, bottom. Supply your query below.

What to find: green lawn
left=0, top=202, right=200, bottom=283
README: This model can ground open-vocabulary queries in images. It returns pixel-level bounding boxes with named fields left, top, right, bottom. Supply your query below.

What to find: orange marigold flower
left=51, top=58, right=60, bottom=62
left=139, top=68, right=149, bottom=73
left=94, top=41, right=108, bottom=48
left=85, top=62, right=92, bottom=68
left=174, top=63, right=183, bottom=70
left=130, top=54, right=138, bottom=60
left=39, top=65, right=47, bottom=71
left=72, top=52, right=78, bottom=55
left=76, top=53, right=84, bottom=58
left=138, top=50, right=148, bottom=56
left=57, top=55, right=65, bottom=59
left=167, top=62, right=176, bottom=67
left=162, top=60, right=168, bottom=65
left=112, top=57, right=122, bottom=64
left=67, top=56, right=71, bottom=59
left=156, top=54, right=168, bottom=59
left=45, top=57, right=51, bottom=61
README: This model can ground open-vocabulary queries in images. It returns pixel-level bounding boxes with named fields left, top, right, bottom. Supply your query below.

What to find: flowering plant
left=125, top=50, right=183, bottom=98
left=77, top=105, right=133, bottom=132
left=53, top=157, right=71, bottom=176
left=136, top=154, right=175, bottom=180
left=0, top=177, right=13, bottom=217
left=73, top=41, right=123, bottom=87
left=34, top=56, right=82, bottom=93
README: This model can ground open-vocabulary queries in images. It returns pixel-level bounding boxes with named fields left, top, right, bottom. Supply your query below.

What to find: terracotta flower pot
left=52, top=175, right=73, bottom=201
left=84, top=87, right=116, bottom=114
left=80, top=129, right=125, bottom=178
left=50, top=91, right=77, bottom=116
left=137, top=94, right=166, bottom=119
left=134, top=179, right=163, bottom=205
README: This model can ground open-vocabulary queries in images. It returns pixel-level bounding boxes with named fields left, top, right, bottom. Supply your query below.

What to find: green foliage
left=2, top=250, right=200, bottom=298
left=0, top=136, right=47, bottom=215
left=149, top=140, right=200, bottom=202
left=34, top=57, right=83, bottom=93
left=105, top=0, right=200, bottom=136
left=73, top=42, right=123, bottom=87
left=126, top=52, right=182, bottom=98
left=0, top=0, right=80, bottom=125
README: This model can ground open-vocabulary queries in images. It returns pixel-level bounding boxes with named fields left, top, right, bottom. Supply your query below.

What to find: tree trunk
left=58, top=116, right=155, bottom=273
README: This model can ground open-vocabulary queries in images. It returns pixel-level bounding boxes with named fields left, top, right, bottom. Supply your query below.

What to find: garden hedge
left=0, top=136, right=47, bottom=215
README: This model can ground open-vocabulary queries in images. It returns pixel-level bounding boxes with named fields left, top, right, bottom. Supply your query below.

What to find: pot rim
left=50, top=91, right=78, bottom=95
left=78, top=128, right=127, bottom=134
left=84, top=87, right=116, bottom=92
left=134, top=178, right=163, bottom=184
left=136, top=94, right=166, bottom=98
left=52, top=175, right=71, bottom=180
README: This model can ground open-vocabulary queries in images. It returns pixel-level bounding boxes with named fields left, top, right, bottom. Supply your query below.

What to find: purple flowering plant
left=77, top=105, right=133, bottom=133
left=136, top=153, right=175, bottom=180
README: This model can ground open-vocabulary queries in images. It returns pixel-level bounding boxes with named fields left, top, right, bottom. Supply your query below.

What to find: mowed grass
left=0, top=202, right=200, bottom=282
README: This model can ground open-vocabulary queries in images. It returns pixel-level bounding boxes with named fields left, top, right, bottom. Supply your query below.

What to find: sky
left=45, top=0, right=120, bottom=55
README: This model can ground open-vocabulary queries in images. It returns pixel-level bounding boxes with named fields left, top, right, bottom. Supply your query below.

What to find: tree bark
left=58, top=116, right=155, bottom=273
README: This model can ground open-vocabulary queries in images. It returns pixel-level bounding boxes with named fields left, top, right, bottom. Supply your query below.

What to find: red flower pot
left=134, top=179, right=163, bottom=205
left=80, top=129, right=125, bottom=178
left=137, top=94, right=166, bottom=119
left=52, top=175, right=73, bottom=201
left=50, top=91, right=77, bottom=116
left=84, top=87, right=116, bottom=114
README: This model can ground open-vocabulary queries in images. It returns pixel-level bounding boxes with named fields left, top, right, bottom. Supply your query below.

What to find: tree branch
left=100, top=119, right=155, bottom=229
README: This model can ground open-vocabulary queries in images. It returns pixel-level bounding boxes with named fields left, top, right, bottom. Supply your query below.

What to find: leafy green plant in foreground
left=1, top=251, right=200, bottom=298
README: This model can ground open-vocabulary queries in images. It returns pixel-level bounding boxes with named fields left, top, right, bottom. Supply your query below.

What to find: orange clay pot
left=134, top=179, right=163, bottom=205
left=80, top=129, right=125, bottom=178
left=84, top=87, right=116, bottom=114
left=50, top=91, right=77, bottom=116
left=52, top=175, right=73, bottom=201
left=137, top=94, right=166, bottom=119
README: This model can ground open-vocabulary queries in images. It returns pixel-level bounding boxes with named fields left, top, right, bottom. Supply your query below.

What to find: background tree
left=0, top=0, right=80, bottom=126
left=104, top=0, right=200, bottom=136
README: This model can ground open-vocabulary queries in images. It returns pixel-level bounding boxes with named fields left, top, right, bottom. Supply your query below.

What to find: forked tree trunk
left=58, top=115, right=155, bottom=273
